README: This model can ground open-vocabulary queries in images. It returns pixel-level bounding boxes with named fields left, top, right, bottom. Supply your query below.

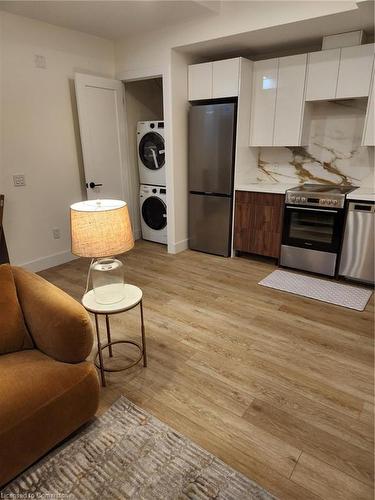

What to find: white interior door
left=75, top=73, right=132, bottom=206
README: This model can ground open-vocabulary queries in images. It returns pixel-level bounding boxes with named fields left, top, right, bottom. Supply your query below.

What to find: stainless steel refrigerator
left=188, top=102, right=236, bottom=257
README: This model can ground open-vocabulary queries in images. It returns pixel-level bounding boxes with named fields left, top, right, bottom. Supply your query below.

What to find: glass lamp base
left=91, top=257, right=125, bottom=304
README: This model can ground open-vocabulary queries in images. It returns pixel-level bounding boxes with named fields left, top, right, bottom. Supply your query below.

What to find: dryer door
left=142, top=196, right=167, bottom=230
left=139, top=132, right=165, bottom=170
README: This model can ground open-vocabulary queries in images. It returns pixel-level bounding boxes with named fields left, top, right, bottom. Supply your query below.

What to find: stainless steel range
left=280, top=184, right=356, bottom=276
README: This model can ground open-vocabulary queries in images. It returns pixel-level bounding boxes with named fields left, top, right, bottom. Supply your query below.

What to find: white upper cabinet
left=188, top=62, right=212, bottom=101
left=305, top=48, right=340, bottom=101
left=362, top=69, right=375, bottom=146
left=188, top=58, right=240, bottom=100
left=250, top=54, right=307, bottom=147
left=336, top=44, right=374, bottom=99
left=249, top=58, right=278, bottom=146
left=273, top=53, right=307, bottom=146
left=212, top=58, right=240, bottom=98
left=306, top=44, right=374, bottom=101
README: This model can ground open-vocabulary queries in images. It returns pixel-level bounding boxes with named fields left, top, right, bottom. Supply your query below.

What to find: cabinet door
left=362, top=69, right=375, bottom=146
left=234, top=191, right=284, bottom=258
left=273, top=54, right=307, bottom=146
left=305, top=48, right=340, bottom=101
left=188, top=62, right=212, bottom=101
left=212, top=58, right=240, bottom=98
left=249, top=59, right=278, bottom=146
left=336, top=44, right=374, bottom=99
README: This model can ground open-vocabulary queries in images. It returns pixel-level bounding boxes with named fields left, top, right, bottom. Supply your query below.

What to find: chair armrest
left=12, top=266, right=93, bottom=363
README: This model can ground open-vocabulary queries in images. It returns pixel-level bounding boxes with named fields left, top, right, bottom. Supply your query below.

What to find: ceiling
left=178, top=0, right=375, bottom=60
left=0, top=0, right=216, bottom=40
left=0, top=0, right=373, bottom=58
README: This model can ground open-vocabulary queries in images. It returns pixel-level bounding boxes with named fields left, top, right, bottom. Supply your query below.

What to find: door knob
left=86, top=182, right=103, bottom=189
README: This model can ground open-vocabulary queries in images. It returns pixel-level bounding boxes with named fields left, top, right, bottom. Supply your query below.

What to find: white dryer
left=137, top=121, right=166, bottom=186
left=140, top=184, right=167, bottom=244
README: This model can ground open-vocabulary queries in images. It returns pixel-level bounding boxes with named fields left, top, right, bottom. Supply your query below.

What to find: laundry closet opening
left=124, top=78, right=167, bottom=245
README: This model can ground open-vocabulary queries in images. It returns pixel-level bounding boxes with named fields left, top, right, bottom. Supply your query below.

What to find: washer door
left=139, top=132, right=165, bottom=170
left=142, top=196, right=167, bottom=230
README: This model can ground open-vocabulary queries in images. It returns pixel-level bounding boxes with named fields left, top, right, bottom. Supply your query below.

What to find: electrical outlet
left=52, top=228, right=61, bottom=239
left=34, top=54, right=47, bottom=69
left=13, top=174, right=26, bottom=187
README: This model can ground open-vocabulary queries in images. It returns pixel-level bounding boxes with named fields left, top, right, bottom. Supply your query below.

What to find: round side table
left=82, top=284, right=147, bottom=387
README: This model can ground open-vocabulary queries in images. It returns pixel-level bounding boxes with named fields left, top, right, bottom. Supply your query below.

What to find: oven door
left=282, top=205, right=344, bottom=252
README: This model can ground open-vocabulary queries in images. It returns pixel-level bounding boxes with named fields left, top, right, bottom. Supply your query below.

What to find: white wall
left=0, top=13, right=4, bottom=196
left=169, top=49, right=195, bottom=252
left=1, top=12, right=115, bottom=270
left=115, top=1, right=359, bottom=253
left=115, top=2, right=357, bottom=73
left=124, top=78, right=163, bottom=239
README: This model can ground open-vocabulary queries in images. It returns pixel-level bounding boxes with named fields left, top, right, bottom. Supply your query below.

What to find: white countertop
left=235, top=183, right=297, bottom=194
left=235, top=184, right=375, bottom=201
left=347, top=187, right=375, bottom=202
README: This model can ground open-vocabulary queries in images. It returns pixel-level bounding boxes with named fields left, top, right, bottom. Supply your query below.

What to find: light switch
left=13, top=174, right=26, bottom=187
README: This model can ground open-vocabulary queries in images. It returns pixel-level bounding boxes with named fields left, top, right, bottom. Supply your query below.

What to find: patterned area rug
left=259, top=270, right=373, bottom=311
left=3, top=397, right=275, bottom=499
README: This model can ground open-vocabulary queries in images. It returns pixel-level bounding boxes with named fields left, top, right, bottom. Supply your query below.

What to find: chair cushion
left=0, top=349, right=99, bottom=486
left=0, top=264, right=33, bottom=355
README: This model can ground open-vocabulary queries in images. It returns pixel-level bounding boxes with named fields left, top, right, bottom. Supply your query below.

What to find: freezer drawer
left=189, top=193, right=232, bottom=257
left=339, top=202, right=374, bottom=284
left=188, top=103, right=236, bottom=195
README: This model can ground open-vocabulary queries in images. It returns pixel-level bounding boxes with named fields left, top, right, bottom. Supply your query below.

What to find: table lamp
left=70, top=199, right=134, bottom=304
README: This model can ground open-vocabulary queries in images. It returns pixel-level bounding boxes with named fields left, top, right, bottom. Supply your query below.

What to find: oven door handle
left=285, top=206, right=338, bottom=214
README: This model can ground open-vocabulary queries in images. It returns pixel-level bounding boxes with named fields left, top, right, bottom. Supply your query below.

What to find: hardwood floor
left=39, top=240, right=374, bottom=500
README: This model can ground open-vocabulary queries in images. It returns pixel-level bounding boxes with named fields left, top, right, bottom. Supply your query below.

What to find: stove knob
left=290, top=195, right=295, bottom=201
left=333, top=199, right=338, bottom=205
left=301, top=197, right=306, bottom=203
left=320, top=199, right=325, bottom=205
left=296, top=196, right=301, bottom=202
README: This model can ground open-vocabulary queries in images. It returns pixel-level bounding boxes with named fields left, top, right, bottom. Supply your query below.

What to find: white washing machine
left=140, top=184, right=167, bottom=244
left=137, top=121, right=166, bottom=186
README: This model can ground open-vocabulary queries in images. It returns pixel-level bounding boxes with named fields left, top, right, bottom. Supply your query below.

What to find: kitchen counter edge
left=235, top=184, right=295, bottom=195
left=346, top=188, right=375, bottom=202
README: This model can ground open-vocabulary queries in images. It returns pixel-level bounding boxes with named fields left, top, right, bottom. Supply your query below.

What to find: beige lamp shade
left=70, top=199, right=134, bottom=258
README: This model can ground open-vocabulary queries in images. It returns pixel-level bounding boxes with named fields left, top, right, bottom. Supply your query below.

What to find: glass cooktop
left=288, top=184, right=356, bottom=196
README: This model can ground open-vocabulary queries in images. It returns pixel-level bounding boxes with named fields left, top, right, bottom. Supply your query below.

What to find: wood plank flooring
left=39, top=240, right=374, bottom=500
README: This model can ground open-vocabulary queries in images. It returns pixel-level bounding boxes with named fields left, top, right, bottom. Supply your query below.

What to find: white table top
left=82, top=284, right=142, bottom=314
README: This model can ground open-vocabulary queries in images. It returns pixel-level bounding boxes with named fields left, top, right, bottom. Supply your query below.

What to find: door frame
left=118, top=66, right=174, bottom=253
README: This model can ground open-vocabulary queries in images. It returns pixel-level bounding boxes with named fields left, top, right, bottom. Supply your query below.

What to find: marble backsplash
left=256, top=99, right=374, bottom=188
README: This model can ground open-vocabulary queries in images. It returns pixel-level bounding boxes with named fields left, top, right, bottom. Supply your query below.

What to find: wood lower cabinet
left=234, top=191, right=284, bottom=258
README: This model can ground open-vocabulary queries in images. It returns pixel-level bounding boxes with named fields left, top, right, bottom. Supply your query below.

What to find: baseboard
left=168, top=238, right=189, bottom=254
left=18, top=250, right=79, bottom=273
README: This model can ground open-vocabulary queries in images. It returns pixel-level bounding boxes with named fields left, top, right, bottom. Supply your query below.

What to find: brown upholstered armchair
left=0, top=264, right=99, bottom=487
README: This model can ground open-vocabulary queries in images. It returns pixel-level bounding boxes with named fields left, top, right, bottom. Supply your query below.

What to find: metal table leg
left=94, top=313, right=106, bottom=387
left=140, top=300, right=147, bottom=367
left=105, top=314, right=113, bottom=357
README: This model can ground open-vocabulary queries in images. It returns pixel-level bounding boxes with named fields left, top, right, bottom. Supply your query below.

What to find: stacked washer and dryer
left=137, top=121, right=167, bottom=245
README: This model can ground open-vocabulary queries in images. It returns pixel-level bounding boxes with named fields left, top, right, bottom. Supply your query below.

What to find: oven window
left=288, top=209, right=335, bottom=244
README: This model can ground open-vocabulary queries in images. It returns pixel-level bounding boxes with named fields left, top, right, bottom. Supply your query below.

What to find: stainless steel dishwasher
left=339, top=201, right=374, bottom=284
